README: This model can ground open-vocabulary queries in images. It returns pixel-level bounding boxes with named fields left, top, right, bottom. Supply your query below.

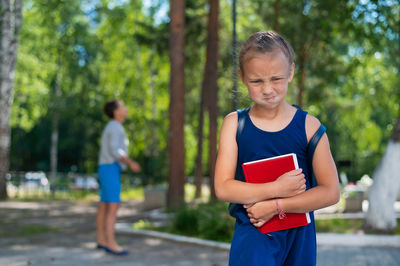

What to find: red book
left=242, top=153, right=310, bottom=234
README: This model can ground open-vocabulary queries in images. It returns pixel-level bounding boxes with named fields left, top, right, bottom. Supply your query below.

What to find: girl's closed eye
left=250, top=79, right=263, bottom=84
left=271, top=77, right=286, bottom=84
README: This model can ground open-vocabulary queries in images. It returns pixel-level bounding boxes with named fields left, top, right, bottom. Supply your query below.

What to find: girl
left=96, top=100, right=141, bottom=255
left=214, top=32, right=340, bottom=265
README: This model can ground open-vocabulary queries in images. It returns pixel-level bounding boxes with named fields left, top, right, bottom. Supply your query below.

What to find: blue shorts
left=98, top=162, right=122, bottom=203
left=229, top=211, right=316, bottom=266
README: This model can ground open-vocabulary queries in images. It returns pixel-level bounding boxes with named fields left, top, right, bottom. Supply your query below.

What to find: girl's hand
left=128, top=161, right=141, bottom=173
left=274, top=169, right=306, bottom=198
left=244, top=200, right=277, bottom=227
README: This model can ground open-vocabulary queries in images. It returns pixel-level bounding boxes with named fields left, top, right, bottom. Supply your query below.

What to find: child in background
left=214, top=31, right=340, bottom=266
left=96, top=100, right=141, bottom=255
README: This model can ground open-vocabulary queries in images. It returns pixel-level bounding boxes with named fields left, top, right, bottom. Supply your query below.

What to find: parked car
left=21, top=171, right=50, bottom=192
left=73, top=176, right=99, bottom=190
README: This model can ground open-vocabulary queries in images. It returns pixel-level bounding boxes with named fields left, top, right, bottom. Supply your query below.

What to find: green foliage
left=9, top=0, right=400, bottom=185
left=140, top=206, right=400, bottom=243
left=173, top=208, right=200, bottom=236
left=169, top=201, right=235, bottom=242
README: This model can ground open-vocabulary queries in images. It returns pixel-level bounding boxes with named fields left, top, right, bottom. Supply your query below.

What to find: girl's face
left=114, top=101, right=128, bottom=122
left=239, top=50, right=294, bottom=110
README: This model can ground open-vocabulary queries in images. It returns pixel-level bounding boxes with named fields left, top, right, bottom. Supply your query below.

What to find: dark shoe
left=96, top=243, right=107, bottom=250
left=104, top=247, right=129, bottom=256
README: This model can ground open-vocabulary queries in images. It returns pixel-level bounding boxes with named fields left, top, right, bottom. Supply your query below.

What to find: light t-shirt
left=98, top=120, right=129, bottom=170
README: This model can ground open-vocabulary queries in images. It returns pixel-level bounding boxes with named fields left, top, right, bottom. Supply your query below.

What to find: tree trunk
left=49, top=108, right=59, bottom=191
left=49, top=73, right=61, bottom=193
left=232, top=0, right=237, bottom=110
left=297, top=44, right=306, bottom=108
left=194, top=92, right=204, bottom=198
left=365, top=113, right=400, bottom=232
left=296, top=4, right=307, bottom=108
left=167, top=0, right=185, bottom=209
left=0, top=0, right=23, bottom=200
left=150, top=48, right=158, bottom=183
left=205, top=0, right=219, bottom=200
left=273, top=0, right=280, bottom=32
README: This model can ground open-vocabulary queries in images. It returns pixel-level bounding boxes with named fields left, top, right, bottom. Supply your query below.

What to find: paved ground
left=0, top=200, right=399, bottom=266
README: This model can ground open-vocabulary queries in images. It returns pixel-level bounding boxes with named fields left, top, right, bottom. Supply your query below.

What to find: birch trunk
left=0, top=0, right=23, bottom=200
left=49, top=107, right=59, bottom=192
left=366, top=114, right=400, bottom=232
left=49, top=70, right=61, bottom=192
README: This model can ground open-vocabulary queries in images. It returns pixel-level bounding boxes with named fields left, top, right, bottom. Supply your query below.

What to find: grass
left=121, top=187, right=144, bottom=201
left=9, top=186, right=144, bottom=202
left=315, top=218, right=365, bottom=234
left=0, top=222, right=60, bottom=237
left=133, top=201, right=235, bottom=243
left=9, top=183, right=210, bottom=203
left=184, top=184, right=210, bottom=202
left=315, top=218, right=400, bottom=235
left=18, top=224, right=60, bottom=236
left=133, top=198, right=400, bottom=243
left=138, top=216, right=400, bottom=244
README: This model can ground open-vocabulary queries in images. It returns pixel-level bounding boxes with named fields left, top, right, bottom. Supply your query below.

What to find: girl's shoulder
left=305, top=113, right=322, bottom=142
left=105, top=120, right=124, bottom=133
left=219, top=111, right=239, bottom=138
left=223, top=111, right=239, bottom=124
left=222, top=109, right=249, bottom=131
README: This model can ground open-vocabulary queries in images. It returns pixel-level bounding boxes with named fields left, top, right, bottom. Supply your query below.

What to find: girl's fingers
left=254, top=221, right=266, bottom=227
left=250, top=218, right=266, bottom=227
left=250, top=218, right=258, bottom=224
left=244, top=203, right=254, bottom=208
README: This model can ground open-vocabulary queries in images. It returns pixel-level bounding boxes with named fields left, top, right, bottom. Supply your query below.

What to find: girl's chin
left=253, top=100, right=285, bottom=109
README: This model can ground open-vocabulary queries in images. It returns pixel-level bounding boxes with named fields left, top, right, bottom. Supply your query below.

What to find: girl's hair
left=239, top=31, right=294, bottom=74
left=104, top=100, right=119, bottom=119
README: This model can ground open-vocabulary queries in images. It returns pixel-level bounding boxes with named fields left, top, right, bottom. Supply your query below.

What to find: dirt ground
left=1, top=200, right=400, bottom=266
left=0, top=200, right=229, bottom=266
left=0, top=200, right=145, bottom=246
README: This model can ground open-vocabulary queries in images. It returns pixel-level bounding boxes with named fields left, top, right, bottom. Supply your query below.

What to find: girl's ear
left=288, top=63, right=295, bottom=82
left=238, top=68, right=245, bottom=83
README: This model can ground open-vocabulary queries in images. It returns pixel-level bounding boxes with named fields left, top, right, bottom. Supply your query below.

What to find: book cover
left=242, top=153, right=311, bottom=234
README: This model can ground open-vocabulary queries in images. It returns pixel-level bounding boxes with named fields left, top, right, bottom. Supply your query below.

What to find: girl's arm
left=281, top=114, right=340, bottom=211
left=246, top=115, right=340, bottom=226
left=214, top=112, right=307, bottom=204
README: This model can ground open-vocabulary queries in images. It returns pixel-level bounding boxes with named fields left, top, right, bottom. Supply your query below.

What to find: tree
left=366, top=114, right=400, bottom=232
left=365, top=0, right=400, bottom=233
left=0, top=0, right=23, bottom=200
left=273, top=0, right=280, bottom=32
left=205, top=0, right=219, bottom=200
left=194, top=73, right=205, bottom=198
left=194, top=0, right=220, bottom=199
left=167, top=0, right=186, bottom=208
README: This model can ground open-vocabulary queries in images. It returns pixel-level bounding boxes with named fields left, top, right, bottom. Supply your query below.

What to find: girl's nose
left=262, top=82, right=273, bottom=94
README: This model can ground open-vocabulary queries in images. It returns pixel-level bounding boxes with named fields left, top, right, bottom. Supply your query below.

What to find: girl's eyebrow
left=271, top=74, right=287, bottom=79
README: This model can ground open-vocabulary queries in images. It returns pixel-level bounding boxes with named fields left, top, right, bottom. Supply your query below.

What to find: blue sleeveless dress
left=229, top=108, right=317, bottom=266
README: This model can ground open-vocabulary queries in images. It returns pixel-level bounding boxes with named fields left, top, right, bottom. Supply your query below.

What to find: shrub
left=171, top=201, right=235, bottom=242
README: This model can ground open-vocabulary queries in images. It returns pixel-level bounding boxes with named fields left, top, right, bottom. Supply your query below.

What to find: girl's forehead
left=245, top=49, right=289, bottom=64
left=243, top=51, right=290, bottom=75
left=117, top=101, right=126, bottom=108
